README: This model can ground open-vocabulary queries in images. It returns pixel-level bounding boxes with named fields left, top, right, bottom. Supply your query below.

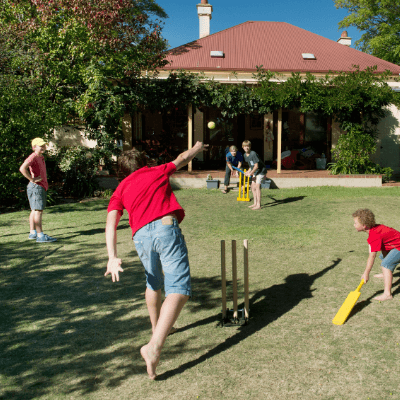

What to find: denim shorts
left=379, top=249, right=400, bottom=272
left=133, top=217, right=191, bottom=296
left=27, top=182, right=46, bottom=210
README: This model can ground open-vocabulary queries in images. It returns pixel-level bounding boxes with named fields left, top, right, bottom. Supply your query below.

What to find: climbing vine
left=133, top=66, right=397, bottom=132
left=125, top=66, right=398, bottom=176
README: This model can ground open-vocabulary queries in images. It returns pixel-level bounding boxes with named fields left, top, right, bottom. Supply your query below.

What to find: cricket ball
left=207, top=121, right=216, bottom=130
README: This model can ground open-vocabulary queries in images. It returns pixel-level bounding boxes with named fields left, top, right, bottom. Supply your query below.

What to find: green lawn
left=1, top=187, right=400, bottom=399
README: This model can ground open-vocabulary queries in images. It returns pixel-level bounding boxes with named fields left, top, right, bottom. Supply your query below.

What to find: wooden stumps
left=219, top=239, right=250, bottom=326
left=221, top=240, right=227, bottom=321
left=244, top=239, right=249, bottom=320
left=232, top=240, right=238, bottom=321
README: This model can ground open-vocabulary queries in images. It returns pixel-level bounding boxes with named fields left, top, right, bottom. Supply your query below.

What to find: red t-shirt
left=25, top=152, right=48, bottom=191
left=367, top=224, right=400, bottom=253
left=107, top=162, right=185, bottom=236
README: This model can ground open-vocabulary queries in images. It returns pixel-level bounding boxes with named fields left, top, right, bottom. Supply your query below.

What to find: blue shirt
left=226, top=151, right=243, bottom=167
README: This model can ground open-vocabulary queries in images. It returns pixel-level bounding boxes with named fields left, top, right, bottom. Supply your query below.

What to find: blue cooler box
left=261, top=179, right=271, bottom=189
left=316, top=158, right=327, bottom=169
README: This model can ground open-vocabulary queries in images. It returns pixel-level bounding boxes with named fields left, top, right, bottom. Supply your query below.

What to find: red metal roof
left=163, top=21, right=400, bottom=75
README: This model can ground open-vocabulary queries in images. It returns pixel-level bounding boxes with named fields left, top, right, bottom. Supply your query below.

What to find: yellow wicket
left=237, top=169, right=250, bottom=202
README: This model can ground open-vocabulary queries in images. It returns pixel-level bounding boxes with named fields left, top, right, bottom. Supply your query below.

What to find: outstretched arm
left=172, top=141, right=209, bottom=170
left=105, top=210, right=124, bottom=282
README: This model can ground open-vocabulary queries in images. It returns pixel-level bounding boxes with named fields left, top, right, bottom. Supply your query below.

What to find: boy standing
left=242, top=140, right=268, bottom=210
left=222, top=145, right=243, bottom=194
left=19, top=138, right=57, bottom=243
left=105, top=141, right=208, bottom=380
left=353, top=209, right=400, bottom=301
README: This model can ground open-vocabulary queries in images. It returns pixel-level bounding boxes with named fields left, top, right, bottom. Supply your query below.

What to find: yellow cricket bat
left=332, top=280, right=365, bottom=325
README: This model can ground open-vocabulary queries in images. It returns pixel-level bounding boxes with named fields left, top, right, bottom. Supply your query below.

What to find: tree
left=0, top=0, right=168, bottom=204
left=334, top=0, right=400, bottom=65
left=0, top=26, right=64, bottom=205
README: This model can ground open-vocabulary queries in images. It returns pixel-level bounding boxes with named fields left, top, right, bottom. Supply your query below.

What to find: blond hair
left=242, top=140, right=251, bottom=147
left=229, top=145, right=238, bottom=152
left=352, top=209, right=376, bottom=229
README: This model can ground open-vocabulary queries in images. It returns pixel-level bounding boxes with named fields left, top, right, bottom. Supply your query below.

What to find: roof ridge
left=168, top=21, right=288, bottom=51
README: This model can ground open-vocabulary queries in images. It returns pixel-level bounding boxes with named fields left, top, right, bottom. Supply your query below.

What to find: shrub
left=48, top=146, right=113, bottom=198
left=365, top=165, right=393, bottom=182
left=328, top=127, right=380, bottom=175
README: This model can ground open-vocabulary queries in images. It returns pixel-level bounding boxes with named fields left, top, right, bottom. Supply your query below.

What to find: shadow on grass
left=0, top=230, right=347, bottom=393
left=157, top=258, right=341, bottom=380
left=0, top=231, right=148, bottom=399
left=262, top=196, right=306, bottom=208
left=346, top=272, right=400, bottom=321
left=1, top=222, right=130, bottom=241
left=0, top=223, right=239, bottom=398
left=347, top=294, right=374, bottom=321
left=46, top=201, right=109, bottom=215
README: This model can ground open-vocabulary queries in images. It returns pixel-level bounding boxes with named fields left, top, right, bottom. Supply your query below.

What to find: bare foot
left=248, top=204, right=256, bottom=208
left=373, top=293, right=393, bottom=301
left=374, top=273, right=384, bottom=278
left=140, top=344, right=159, bottom=380
left=251, top=206, right=261, bottom=210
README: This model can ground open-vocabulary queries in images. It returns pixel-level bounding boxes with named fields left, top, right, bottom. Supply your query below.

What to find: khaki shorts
left=253, top=174, right=266, bottom=184
left=27, top=182, right=46, bottom=210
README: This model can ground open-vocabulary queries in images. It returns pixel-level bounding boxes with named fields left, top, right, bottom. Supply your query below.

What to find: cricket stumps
left=237, top=169, right=251, bottom=202
left=219, top=239, right=250, bottom=326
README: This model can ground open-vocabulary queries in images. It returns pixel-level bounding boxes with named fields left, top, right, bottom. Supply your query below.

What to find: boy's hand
left=361, top=271, right=369, bottom=283
left=194, top=141, right=209, bottom=152
left=105, top=257, right=123, bottom=282
left=32, top=176, right=42, bottom=183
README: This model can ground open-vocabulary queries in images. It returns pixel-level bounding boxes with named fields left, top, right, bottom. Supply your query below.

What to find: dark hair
left=117, top=149, right=147, bottom=179
left=352, top=209, right=376, bottom=229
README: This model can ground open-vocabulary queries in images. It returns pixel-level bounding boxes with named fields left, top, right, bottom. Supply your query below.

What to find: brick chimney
left=197, top=0, right=213, bottom=39
left=337, top=31, right=351, bottom=47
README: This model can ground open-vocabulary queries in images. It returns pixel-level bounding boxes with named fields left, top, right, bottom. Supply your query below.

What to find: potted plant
left=206, top=174, right=220, bottom=189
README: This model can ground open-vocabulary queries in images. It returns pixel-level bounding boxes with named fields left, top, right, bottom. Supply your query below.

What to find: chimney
left=337, top=31, right=351, bottom=47
left=197, top=0, right=213, bottom=39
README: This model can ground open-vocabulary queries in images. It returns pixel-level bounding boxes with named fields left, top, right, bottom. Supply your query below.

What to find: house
left=125, top=0, right=400, bottom=174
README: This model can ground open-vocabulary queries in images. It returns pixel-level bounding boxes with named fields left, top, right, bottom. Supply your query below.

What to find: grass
left=1, top=187, right=400, bottom=399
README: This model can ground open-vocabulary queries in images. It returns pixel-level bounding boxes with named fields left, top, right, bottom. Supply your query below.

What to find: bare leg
left=145, top=288, right=177, bottom=335
left=373, top=267, right=393, bottom=301
left=141, top=293, right=188, bottom=379
left=32, top=210, right=43, bottom=233
left=249, top=182, right=257, bottom=207
left=145, top=288, right=161, bottom=333
left=374, top=252, right=388, bottom=279
left=29, top=211, right=35, bottom=231
left=252, top=184, right=262, bottom=210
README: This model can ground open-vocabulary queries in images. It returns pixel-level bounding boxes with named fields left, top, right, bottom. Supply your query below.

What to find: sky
left=155, top=0, right=362, bottom=50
